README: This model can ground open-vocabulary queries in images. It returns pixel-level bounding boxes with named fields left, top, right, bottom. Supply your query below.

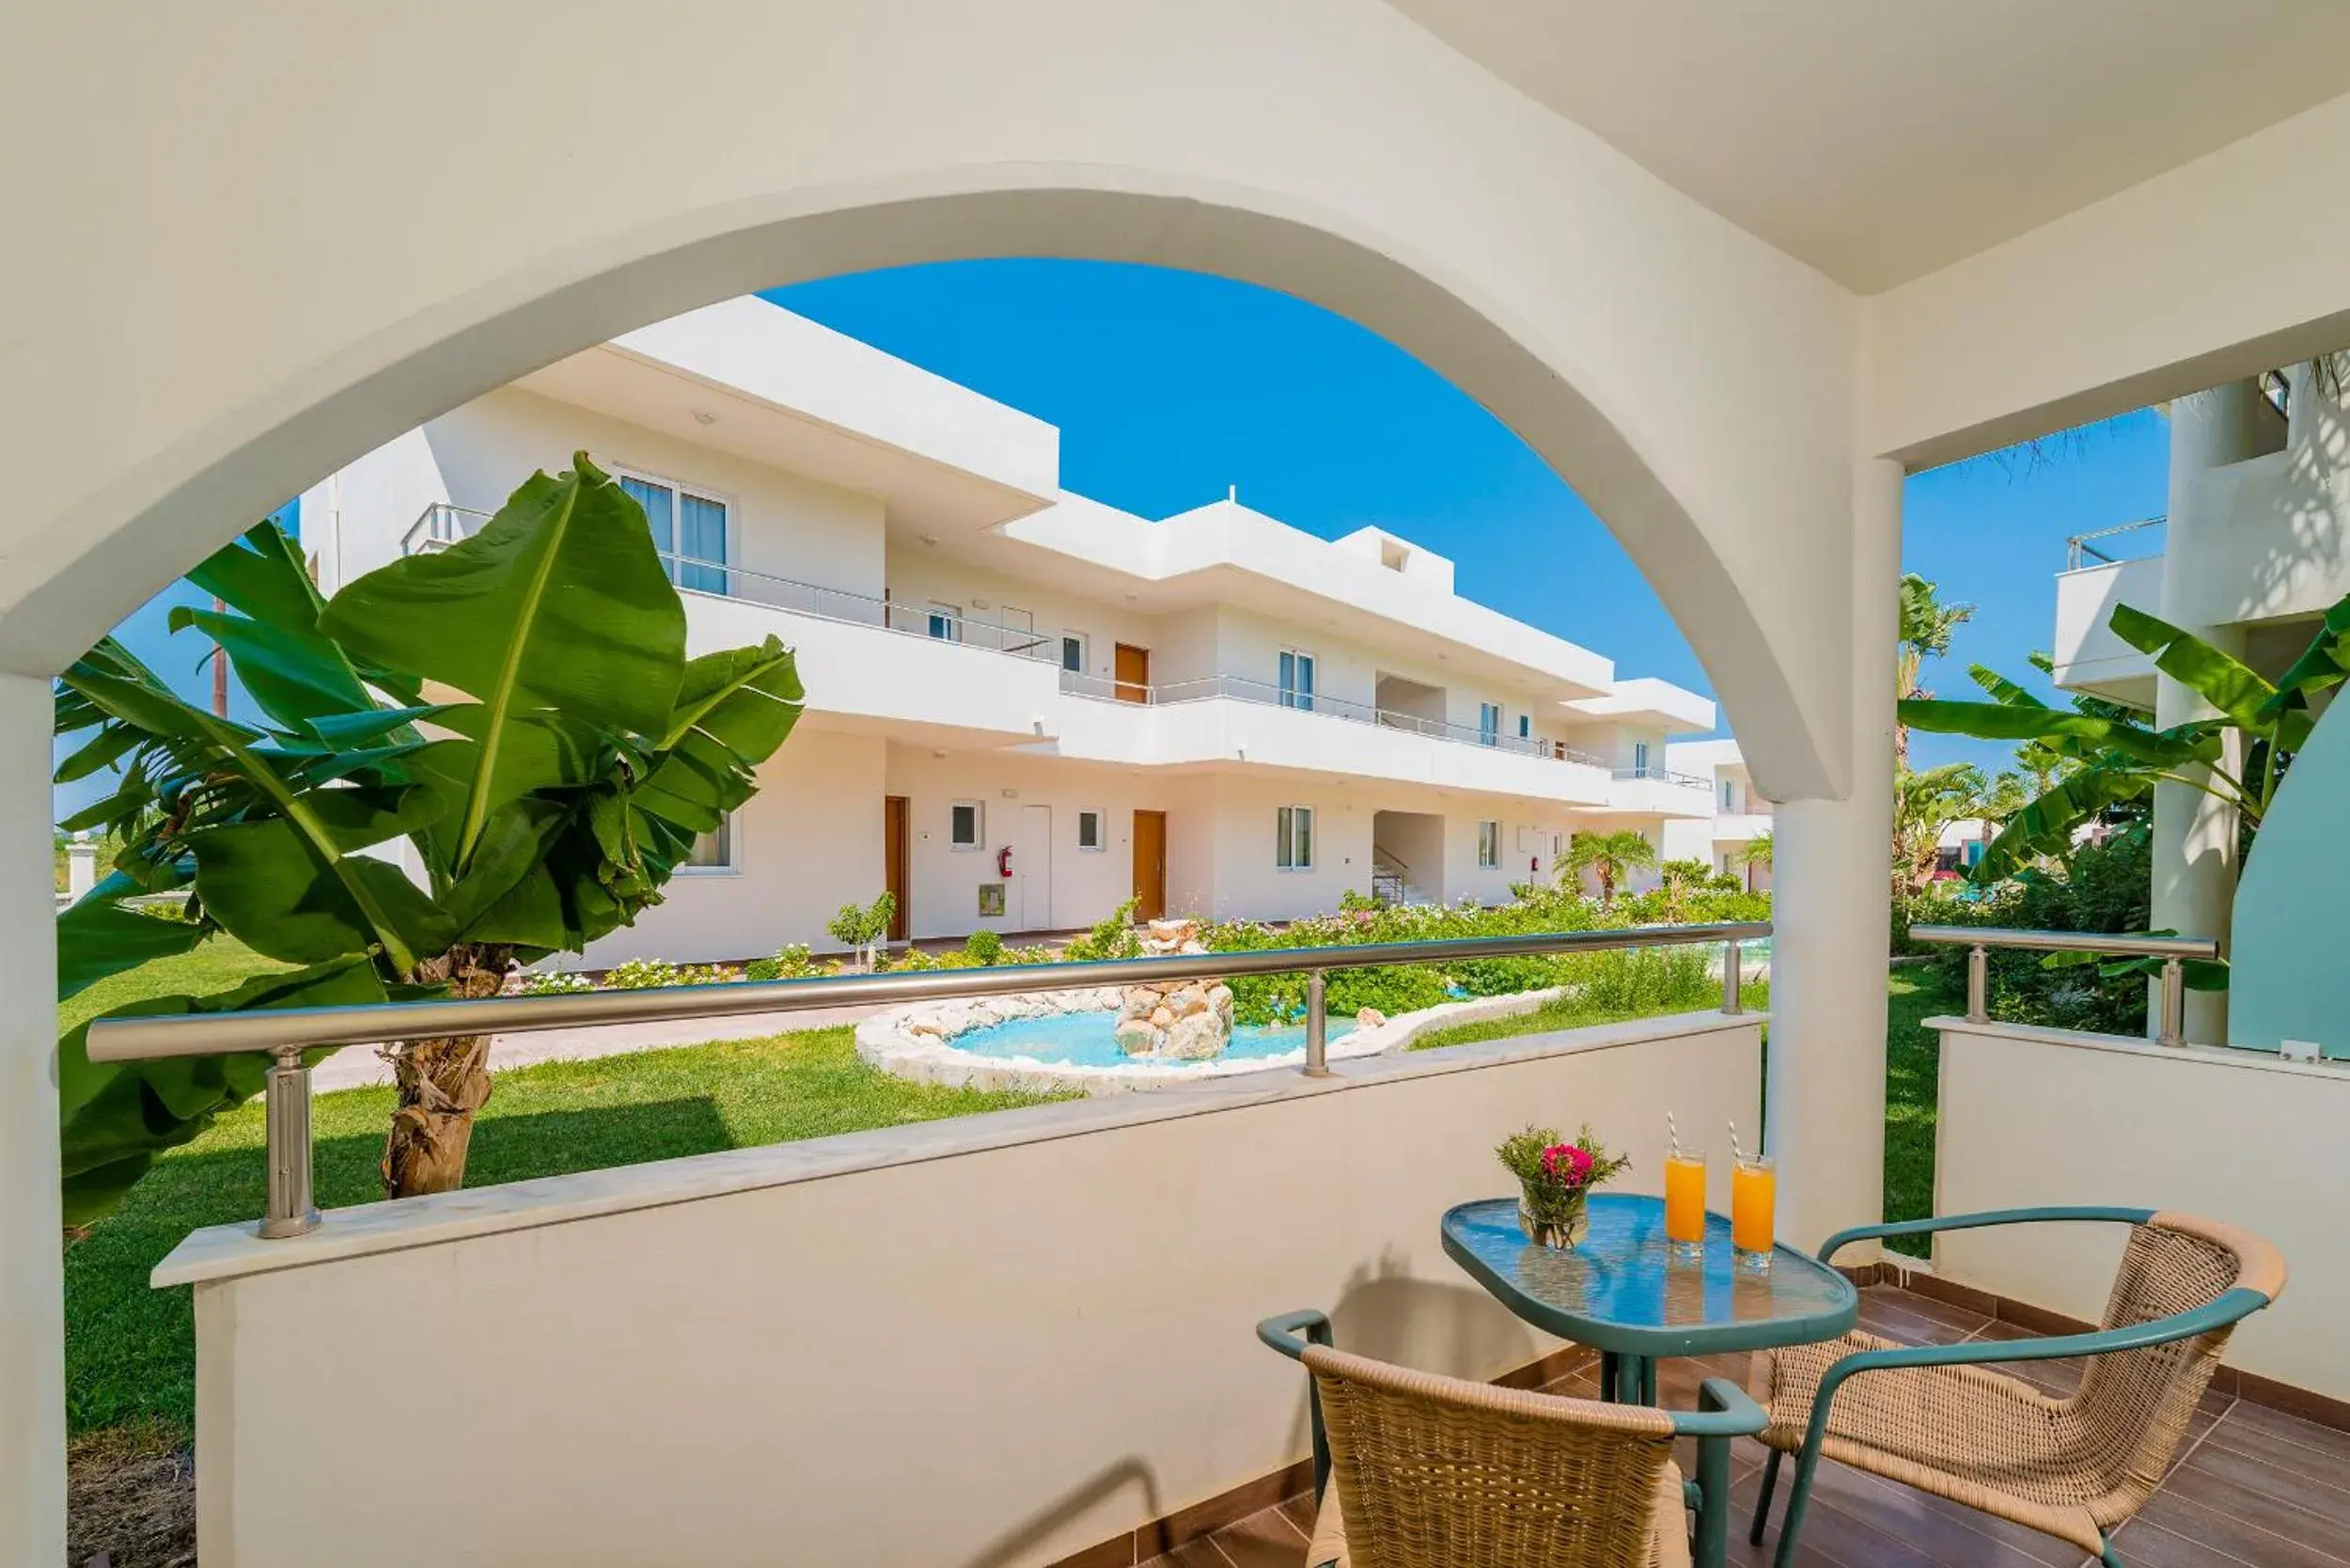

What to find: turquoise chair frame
left=1259, top=1309, right=1768, bottom=1567
left=1748, top=1207, right=2280, bottom=1568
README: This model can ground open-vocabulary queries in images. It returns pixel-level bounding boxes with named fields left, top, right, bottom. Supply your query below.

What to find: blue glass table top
left=1441, top=1194, right=1858, bottom=1358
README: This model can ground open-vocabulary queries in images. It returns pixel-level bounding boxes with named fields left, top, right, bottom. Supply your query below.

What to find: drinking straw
left=1727, top=1119, right=1745, bottom=1167
left=1668, top=1111, right=1681, bottom=1160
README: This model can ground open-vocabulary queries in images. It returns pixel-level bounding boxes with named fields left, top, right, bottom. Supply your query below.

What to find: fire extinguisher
left=997, top=845, right=1014, bottom=878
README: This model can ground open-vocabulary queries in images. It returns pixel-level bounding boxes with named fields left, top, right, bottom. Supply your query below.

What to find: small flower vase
left=1518, top=1184, right=1590, bottom=1249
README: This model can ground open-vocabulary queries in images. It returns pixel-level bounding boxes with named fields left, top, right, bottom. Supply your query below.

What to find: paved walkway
left=309, top=1003, right=888, bottom=1092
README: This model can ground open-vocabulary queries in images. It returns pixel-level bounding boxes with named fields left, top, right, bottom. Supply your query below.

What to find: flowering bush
left=517, top=969, right=594, bottom=996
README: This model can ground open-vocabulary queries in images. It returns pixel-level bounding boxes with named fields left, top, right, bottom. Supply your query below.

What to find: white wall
left=578, top=729, right=885, bottom=965
left=883, top=545, right=1168, bottom=688
left=168, top=1013, right=1762, bottom=1568
left=1934, top=1020, right=2345, bottom=1402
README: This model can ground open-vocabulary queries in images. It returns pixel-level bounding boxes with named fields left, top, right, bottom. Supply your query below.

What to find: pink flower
left=1540, top=1143, right=1595, bottom=1187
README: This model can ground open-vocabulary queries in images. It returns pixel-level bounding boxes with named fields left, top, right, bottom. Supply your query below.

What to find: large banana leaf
left=2107, top=604, right=2277, bottom=730
left=320, top=455, right=685, bottom=869
left=2256, top=591, right=2350, bottom=748
left=1974, top=761, right=2154, bottom=882
left=1897, top=698, right=2218, bottom=770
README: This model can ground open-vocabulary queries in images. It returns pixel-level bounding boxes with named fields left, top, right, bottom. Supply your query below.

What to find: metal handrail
left=86, top=920, right=1767, bottom=1240
left=1613, top=765, right=1713, bottom=790
left=2062, top=516, right=2166, bottom=571
left=1906, top=925, right=2217, bottom=1046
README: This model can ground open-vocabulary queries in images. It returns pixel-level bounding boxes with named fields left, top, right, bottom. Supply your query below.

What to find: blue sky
left=59, top=261, right=2168, bottom=823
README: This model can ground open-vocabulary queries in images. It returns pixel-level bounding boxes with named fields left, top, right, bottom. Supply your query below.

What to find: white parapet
left=160, top=1011, right=1761, bottom=1568
left=1932, top=1017, right=2350, bottom=1404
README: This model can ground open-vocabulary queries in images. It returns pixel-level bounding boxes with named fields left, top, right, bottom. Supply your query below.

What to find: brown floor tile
left=1272, top=1492, right=1316, bottom=1541
left=2161, top=1435, right=2350, bottom=1538
left=2116, top=1490, right=2350, bottom=1568
left=2203, top=1396, right=2350, bottom=1472
left=1208, top=1505, right=1308, bottom=1568
left=1139, top=1540, right=1231, bottom=1568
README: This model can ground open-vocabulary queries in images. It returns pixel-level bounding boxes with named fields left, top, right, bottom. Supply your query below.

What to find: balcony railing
left=1612, top=764, right=1713, bottom=791
left=2063, top=515, right=2166, bottom=571
left=1059, top=669, right=1609, bottom=766
left=87, top=920, right=1767, bottom=1239
left=403, top=504, right=1055, bottom=659
left=1908, top=924, right=2217, bottom=1047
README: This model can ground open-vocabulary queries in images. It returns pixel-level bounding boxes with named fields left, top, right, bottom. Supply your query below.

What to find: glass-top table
left=1441, top=1193, right=1858, bottom=1405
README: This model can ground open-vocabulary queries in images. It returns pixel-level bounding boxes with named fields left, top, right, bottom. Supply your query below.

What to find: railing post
left=1966, top=945, right=1988, bottom=1025
left=258, top=1047, right=321, bottom=1239
left=1721, top=939, right=1743, bottom=1014
left=1303, top=968, right=1332, bottom=1078
left=2156, top=957, right=2186, bottom=1047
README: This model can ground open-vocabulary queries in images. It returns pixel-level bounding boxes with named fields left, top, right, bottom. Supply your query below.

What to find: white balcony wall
left=163, top=1014, right=1762, bottom=1568
left=2050, top=557, right=2161, bottom=706
left=299, top=429, right=452, bottom=592
left=577, top=730, right=885, bottom=967
left=688, top=593, right=1063, bottom=745
left=1934, top=1019, right=2350, bottom=1405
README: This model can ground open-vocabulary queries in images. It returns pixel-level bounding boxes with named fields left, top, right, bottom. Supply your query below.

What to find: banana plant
left=1899, top=592, right=2350, bottom=885
left=55, top=455, right=805, bottom=1227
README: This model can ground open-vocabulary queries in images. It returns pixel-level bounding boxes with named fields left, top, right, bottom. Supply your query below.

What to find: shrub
left=1565, top=945, right=1716, bottom=1014
left=518, top=969, right=594, bottom=996
left=1063, top=896, right=1144, bottom=962
left=603, top=958, right=682, bottom=990
left=964, top=929, right=1005, bottom=966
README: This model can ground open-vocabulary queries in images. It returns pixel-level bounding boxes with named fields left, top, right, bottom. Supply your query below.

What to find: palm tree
left=1890, top=763, right=1987, bottom=895
left=1656, top=856, right=1710, bottom=917
left=1733, top=832, right=1772, bottom=891
left=1896, top=572, right=1976, bottom=769
left=1565, top=829, right=1658, bottom=905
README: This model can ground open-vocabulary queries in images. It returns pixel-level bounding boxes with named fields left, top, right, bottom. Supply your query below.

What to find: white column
left=2153, top=381, right=2276, bottom=1043
left=1767, top=459, right=1899, bottom=1254
left=0, top=674, right=65, bottom=1563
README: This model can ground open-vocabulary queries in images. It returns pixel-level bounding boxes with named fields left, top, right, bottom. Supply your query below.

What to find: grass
left=1406, top=979, right=1770, bottom=1052
left=63, top=1024, right=1058, bottom=1443
left=61, top=934, right=291, bottom=1036
left=1884, top=964, right=1963, bottom=1259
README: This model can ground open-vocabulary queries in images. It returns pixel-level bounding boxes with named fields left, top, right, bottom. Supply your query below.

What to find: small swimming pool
left=943, top=1010, right=1356, bottom=1070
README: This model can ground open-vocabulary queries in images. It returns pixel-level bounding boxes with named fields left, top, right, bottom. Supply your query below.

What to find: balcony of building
left=1049, top=668, right=1621, bottom=804
left=406, top=505, right=1066, bottom=746
left=90, top=922, right=2343, bottom=1568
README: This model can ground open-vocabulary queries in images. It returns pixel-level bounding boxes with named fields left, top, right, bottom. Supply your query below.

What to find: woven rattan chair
left=1258, top=1309, right=1765, bottom=1568
left=1746, top=1207, right=2285, bottom=1568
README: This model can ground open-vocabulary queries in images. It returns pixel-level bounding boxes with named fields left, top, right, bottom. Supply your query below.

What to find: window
left=1276, top=805, right=1314, bottom=870
left=1721, top=777, right=1736, bottom=810
left=1076, top=808, right=1104, bottom=852
left=1517, top=713, right=1531, bottom=740
left=1632, top=741, right=1650, bottom=777
left=1479, top=703, right=1501, bottom=745
left=1477, top=820, right=1500, bottom=869
left=1381, top=539, right=1410, bottom=572
left=1278, top=649, right=1316, bottom=712
left=683, top=814, right=735, bottom=872
left=1060, top=634, right=1088, bottom=673
left=949, top=800, right=983, bottom=850
left=617, top=471, right=728, bottom=594
left=927, top=603, right=963, bottom=642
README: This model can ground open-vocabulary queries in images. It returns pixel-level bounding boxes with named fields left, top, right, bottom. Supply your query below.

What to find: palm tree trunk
left=382, top=942, right=510, bottom=1198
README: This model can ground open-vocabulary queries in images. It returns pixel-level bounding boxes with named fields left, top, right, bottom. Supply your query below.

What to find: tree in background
left=1890, top=762, right=1991, bottom=895
left=1655, top=857, right=1710, bottom=919
left=1564, top=830, right=1658, bottom=906
left=1902, top=595, right=2350, bottom=883
left=1896, top=572, right=1976, bottom=770
left=1733, top=832, right=1772, bottom=892
left=55, top=456, right=807, bottom=1223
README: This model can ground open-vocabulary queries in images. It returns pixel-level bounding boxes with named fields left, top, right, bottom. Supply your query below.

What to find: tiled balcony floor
left=1153, top=1284, right=2349, bottom=1568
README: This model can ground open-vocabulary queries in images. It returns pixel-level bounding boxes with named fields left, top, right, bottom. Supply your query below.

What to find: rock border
left=854, top=983, right=1574, bottom=1096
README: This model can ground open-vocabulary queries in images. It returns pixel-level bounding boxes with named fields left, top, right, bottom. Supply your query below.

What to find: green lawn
left=1884, top=965, right=1963, bottom=1259
left=1406, top=979, right=1770, bottom=1052
left=61, top=935, right=291, bottom=1036
left=63, top=1025, right=1058, bottom=1442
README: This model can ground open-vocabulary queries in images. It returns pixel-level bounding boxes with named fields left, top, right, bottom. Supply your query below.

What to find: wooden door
left=883, top=795, right=910, bottom=940
left=1131, top=809, right=1167, bottom=921
left=1114, top=642, right=1151, bottom=704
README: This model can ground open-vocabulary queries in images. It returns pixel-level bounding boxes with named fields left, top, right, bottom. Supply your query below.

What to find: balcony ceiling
left=1387, top=0, right=2350, bottom=291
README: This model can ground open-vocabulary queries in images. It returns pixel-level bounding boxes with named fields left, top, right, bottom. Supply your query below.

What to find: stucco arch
left=3, top=0, right=1864, bottom=802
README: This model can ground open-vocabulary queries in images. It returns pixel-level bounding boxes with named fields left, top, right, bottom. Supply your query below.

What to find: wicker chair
left=1747, top=1207, right=2286, bottom=1568
left=1257, top=1310, right=1765, bottom=1568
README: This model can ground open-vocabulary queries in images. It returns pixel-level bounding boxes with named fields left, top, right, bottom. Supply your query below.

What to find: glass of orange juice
left=1663, top=1147, right=1707, bottom=1260
left=1732, top=1154, right=1777, bottom=1270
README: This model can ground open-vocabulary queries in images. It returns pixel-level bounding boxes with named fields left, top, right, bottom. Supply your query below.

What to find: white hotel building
left=304, top=298, right=1724, bottom=964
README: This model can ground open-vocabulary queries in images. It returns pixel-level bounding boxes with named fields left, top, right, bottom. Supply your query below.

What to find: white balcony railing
left=403, top=504, right=1055, bottom=659
left=1058, top=669, right=1609, bottom=767
left=1611, top=763, right=1714, bottom=791
left=2063, top=515, right=2166, bottom=571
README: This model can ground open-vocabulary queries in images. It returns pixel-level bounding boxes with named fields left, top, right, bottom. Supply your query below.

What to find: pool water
left=944, top=1011, right=1355, bottom=1070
